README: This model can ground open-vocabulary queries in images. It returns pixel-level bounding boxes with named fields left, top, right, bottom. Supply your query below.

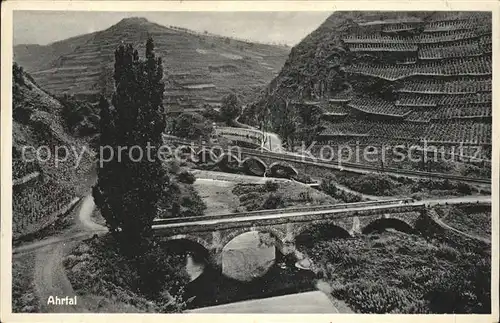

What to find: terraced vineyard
left=247, top=11, right=492, bottom=166
left=12, top=64, right=93, bottom=239
left=14, top=17, right=290, bottom=110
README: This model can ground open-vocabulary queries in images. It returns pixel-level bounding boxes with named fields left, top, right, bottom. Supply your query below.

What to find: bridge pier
left=349, top=216, right=362, bottom=236
left=209, top=231, right=224, bottom=267
left=282, top=240, right=297, bottom=256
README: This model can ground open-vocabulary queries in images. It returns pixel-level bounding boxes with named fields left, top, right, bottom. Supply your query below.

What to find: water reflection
left=222, top=231, right=276, bottom=282
left=182, top=233, right=316, bottom=309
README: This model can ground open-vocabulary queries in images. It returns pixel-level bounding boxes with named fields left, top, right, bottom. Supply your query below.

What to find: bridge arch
left=220, top=228, right=287, bottom=281
left=196, top=149, right=218, bottom=164
left=220, top=227, right=287, bottom=253
left=217, top=153, right=241, bottom=172
left=241, top=157, right=268, bottom=176
left=160, top=235, right=213, bottom=264
left=362, top=218, right=415, bottom=235
left=162, top=234, right=212, bottom=251
left=294, top=222, right=352, bottom=249
left=268, top=162, right=299, bottom=179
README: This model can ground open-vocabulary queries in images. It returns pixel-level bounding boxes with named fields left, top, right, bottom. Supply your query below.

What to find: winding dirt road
left=14, top=195, right=107, bottom=312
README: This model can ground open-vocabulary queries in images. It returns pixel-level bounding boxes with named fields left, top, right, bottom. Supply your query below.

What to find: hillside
left=13, top=32, right=97, bottom=72
left=12, top=64, right=94, bottom=239
left=243, top=11, right=492, bottom=161
left=14, top=17, right=290, bottom=111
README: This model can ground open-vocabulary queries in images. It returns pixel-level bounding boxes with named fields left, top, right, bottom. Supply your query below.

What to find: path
left=429, top=208, right=491, bottom=244
left=187, top=290, right=343, bottom=313
left=328, top=182, right=380, bottom=201
left=434, top=216, right=491, bottom=244
left=13, top=196, right=106, bottom=255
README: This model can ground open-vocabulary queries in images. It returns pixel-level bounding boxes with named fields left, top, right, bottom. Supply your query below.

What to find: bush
left=298, top=191, right=313, bottom=203
left=176, top=171, right=196, bottom=184
left=59, top=94, right=99, bottom=136
left=65, top=235, right=188, bottom=312
left=220, top=93, right=242, bottom=122
left=424, top=258, right=491, bottom=313
left=456, top=182, right=473, bottom=195
left=171, top=112, right=213, bottom=140
left=339, top=190, right=363, bottom=203
left=262, top=193, right=285, bottom=209
left=339, top=282, right=422, bottom=313
left=342, top=174, right=399, bottom=195
left=319, top=175, right=362, bottom=202
left=158, top=181, right=206, bottom=218
left=292, top=173, right=315, bottom=184
left=264, top=180, right=279, bottom=192
left=320, top=175, right=338, bottom=195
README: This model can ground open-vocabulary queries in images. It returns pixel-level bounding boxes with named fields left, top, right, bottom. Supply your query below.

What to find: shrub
left=262, top=193, right=285, bottom=209
left=171, top=112, right=213, bottom=140
left=176, top=171, right=196, bottom=184
left=264, top=180, right=279, bottom=192
left=320, top=175, right=338, bottom=195
left=298, top=191, right=313, bottom=203
left=220, top=93, right=242, bottom=122
left=456, top=182, right=473, bottom=195
left=424, top=258, right=491, bottom=313
left=340, top=191, right=363, bottom=203
left=340, top=282, right=419, bottom=313
left=292, top=173, right=314, bottom=184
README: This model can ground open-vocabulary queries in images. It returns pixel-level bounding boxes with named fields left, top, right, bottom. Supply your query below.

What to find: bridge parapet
left=154, top=198, right=414, bottom=225
left=152, top=204, right=425, bottom=260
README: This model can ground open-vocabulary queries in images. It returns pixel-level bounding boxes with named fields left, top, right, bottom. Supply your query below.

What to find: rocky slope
left=12, top=64, right=94, bottom=239
left=243, top=11, right=492, bottom=156
left=14, top=17, right=290, bottom=111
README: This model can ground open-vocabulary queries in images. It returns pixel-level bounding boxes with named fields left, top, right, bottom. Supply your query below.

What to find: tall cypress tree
left=93, top=37, right=169, bottom=257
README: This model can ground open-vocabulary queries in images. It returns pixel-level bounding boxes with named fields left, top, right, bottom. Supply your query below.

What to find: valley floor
left=11, top=172, right=492, bottom=314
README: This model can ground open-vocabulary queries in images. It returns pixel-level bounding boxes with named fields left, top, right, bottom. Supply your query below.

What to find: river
left=180, top=231, right=317, bottom=309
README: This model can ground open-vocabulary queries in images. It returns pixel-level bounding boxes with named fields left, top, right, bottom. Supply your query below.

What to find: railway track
left=162, top=136, right=491, bottom=185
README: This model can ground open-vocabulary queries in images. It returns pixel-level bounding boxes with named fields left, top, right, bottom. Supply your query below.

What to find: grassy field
left=232, top=180, right=341, bottom=212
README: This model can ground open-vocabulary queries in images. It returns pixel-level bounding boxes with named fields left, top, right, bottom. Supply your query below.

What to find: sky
left=13, top=11, right=332, bottom=46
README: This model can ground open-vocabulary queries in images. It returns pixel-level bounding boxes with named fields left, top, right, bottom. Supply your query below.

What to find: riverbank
left=301, top=225, right=491, bottom=313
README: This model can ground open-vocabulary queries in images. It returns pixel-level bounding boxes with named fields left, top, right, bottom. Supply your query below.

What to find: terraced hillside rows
left=244, top=12, right=492, bottom=161
left=14, top=17, right=290, bottom=111
left=12, top=64, right=93, bottom=239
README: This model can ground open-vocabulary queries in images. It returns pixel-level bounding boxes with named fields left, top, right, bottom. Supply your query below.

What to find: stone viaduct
left=152, top=203, right=425, bottom=265
left=163, top=136, right=490, bottom=184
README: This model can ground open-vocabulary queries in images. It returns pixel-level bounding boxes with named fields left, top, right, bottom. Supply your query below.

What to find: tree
left=92, top=37, right=169, bottom=257
left=220, top=93, right=242, bottom=123
left=171, top=112, right=213, bottom=140
left=276, top=98, right=298, bottom=149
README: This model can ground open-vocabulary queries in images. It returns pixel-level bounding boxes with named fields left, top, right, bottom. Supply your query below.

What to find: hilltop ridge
left=14, top=17, right=290, bottom=110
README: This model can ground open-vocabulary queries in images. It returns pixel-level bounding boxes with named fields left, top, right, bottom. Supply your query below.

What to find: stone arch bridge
left=152, top=202, right=425, bottom=265
left=164, top=137, right=490, bottom=184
